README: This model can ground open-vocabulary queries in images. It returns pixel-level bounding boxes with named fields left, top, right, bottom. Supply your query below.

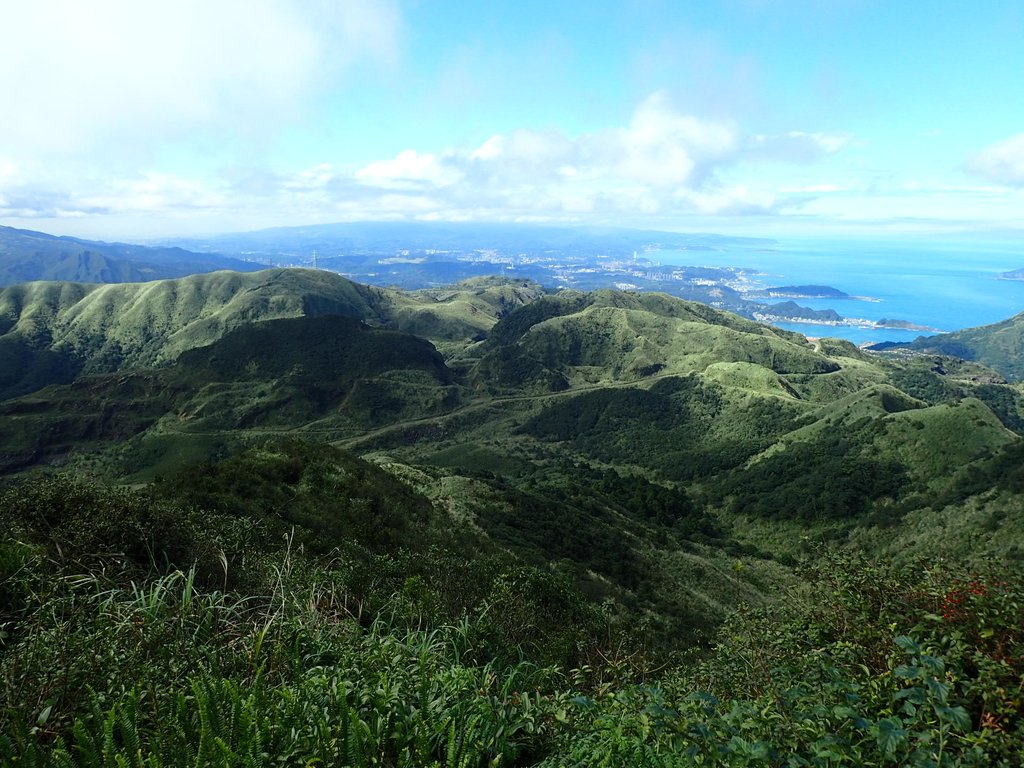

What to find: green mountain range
left=4, top=267, right=1023, bottom=552
left=3, top=267, right=1024, bottom=765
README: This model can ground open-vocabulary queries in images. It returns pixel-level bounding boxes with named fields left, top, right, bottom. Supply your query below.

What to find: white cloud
left=0, top=90, right=849, bottom=235
left=0, top=0, right=400, bottom=162
left=965, top=134, right=1024, bottom=187
left=615, top=92, right=738, bottom=186
left=747, top=131, right=850, bottom=163
left=349, top=93, right=814, bottom=219
left=357, top=150, right=464, bottom=189
left=77, top=173, right=229, bottom=214
left=677, top=185, right=778, bottom=215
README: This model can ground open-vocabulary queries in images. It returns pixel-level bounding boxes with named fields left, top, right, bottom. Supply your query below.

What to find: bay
left=653, top=235, right=1024, bottom=345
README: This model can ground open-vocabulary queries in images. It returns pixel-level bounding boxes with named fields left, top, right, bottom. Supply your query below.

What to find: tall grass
left=1, top=561, right=566, bottom=767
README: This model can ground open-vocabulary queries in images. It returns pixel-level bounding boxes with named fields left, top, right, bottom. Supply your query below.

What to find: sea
left=653, top=235, right=1024, bottom=346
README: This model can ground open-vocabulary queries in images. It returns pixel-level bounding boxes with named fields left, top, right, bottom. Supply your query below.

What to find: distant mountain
left=161, top=221, right=775, bottom=260
left=0, top=225, right=262, bottom=285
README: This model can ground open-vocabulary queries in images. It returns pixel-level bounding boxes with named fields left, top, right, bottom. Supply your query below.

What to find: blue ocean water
left=653, top=236, right=1024, bottom=345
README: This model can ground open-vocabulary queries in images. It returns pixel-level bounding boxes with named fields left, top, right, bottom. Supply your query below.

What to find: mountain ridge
left=2, top=266, right=1024, bottom=570
left=0, top=224, right=263, bottom=285
left=879, top=310, right=1024, bottom=380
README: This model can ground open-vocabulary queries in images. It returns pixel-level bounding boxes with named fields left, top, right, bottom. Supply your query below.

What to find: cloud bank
left=342, top=93, right=847, bottom=222
left=0, top=91, right=852, bottom=234
left=4, top=49, right=851, bottom=236
left=965, top=134, right=1024, bottom=187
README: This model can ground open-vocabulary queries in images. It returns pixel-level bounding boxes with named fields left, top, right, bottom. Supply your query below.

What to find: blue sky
left=0, top=0, right=1021, bottom=239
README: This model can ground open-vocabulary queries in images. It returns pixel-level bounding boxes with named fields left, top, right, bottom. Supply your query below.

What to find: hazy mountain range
left=0, top=224, right=261, bottom=285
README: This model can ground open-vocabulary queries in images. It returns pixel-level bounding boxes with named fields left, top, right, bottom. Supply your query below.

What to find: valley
left=2, top=266, right=1023, bottom=765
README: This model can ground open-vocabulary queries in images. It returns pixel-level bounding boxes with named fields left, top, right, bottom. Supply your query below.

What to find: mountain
left=0, top=268, right=380, bottom=400
left=469, top=289, right=835, bottom=393
left=0, top=224, right=262, bottom=285
left=3, top=267, right=1024, bottom=764
left=0, top=268, right=545, bottom=401
left=4, top=267, right=1022, bottom=552
left=877, top=310, right=1024, bottom=380
left=3, top=268, right=1024, bottom=627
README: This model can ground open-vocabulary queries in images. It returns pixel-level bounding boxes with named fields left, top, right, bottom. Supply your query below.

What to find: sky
left=0, top=0, right=1022, bottom=241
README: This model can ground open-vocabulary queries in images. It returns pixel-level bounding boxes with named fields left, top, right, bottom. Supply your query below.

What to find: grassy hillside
left=3, top=268, right=1024, bottom=764
left=0, top=314, right=462, bottom=475
left=891, top=310, right=1024, bottom=380
left=4, top=269, right=1024, bottom=557
left=471, top=290, right=830, bottom=392
left=0, top=269, right=546, bottom=401
left=2, top=446, right=1022, bottom=766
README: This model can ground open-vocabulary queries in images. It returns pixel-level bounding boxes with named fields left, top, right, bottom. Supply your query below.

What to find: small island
left=874, top=318, right=942, bottom=332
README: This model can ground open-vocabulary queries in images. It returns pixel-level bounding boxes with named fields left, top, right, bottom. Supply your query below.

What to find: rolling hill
left=4, top=266, right=1024, bottom=764
left=0, top=268, right=543, bottom=401
left=3, top=267, right=1024, bottom=617
left=2, top=266, right=1022, bottom=558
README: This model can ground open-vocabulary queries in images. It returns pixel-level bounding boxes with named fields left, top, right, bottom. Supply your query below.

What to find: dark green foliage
left=542, top=554, right=1024, bottom=766
left=173, top=314, right=458, bottom=427
left=154, top=440, right=433, bottom=555
left=0, top=314, right=462, bottom=477
left=151, top=442, right=612, bottom=667
left=520, top=388, right=672, bottom=443
left=712, top=431, right=908, bottom=520
left=485, top=293, right=594, bottom=346
left=472, top=474, right=646, bottom=588
left=891, top=366, right=965, bottom=405
left=973, top=383, right=1024, bottom=434
left=0, top=476, right=204, bottom=574
left=518, top=375, right=799, bottom=482
left=0, top=371, right=177, bottom=474
left=0, top=538, right=35, bottom=630
left=0, top=336, right=82, bottom=400
left=2, top=451, right=1023, bottom=764
left=177, top=314, right=452, bottom=385
left=929, top=438, right=1024, bottom=508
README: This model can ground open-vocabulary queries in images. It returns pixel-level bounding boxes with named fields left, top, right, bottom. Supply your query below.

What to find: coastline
left=754, top=312, right=944, bottom=334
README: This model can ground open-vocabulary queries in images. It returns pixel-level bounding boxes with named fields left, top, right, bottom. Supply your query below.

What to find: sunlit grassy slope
left=0, top=269, right=545, bottom=401
left=897, top=309, right=1024, bottom=380
left=2, top=267, right=1024, bottom=569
